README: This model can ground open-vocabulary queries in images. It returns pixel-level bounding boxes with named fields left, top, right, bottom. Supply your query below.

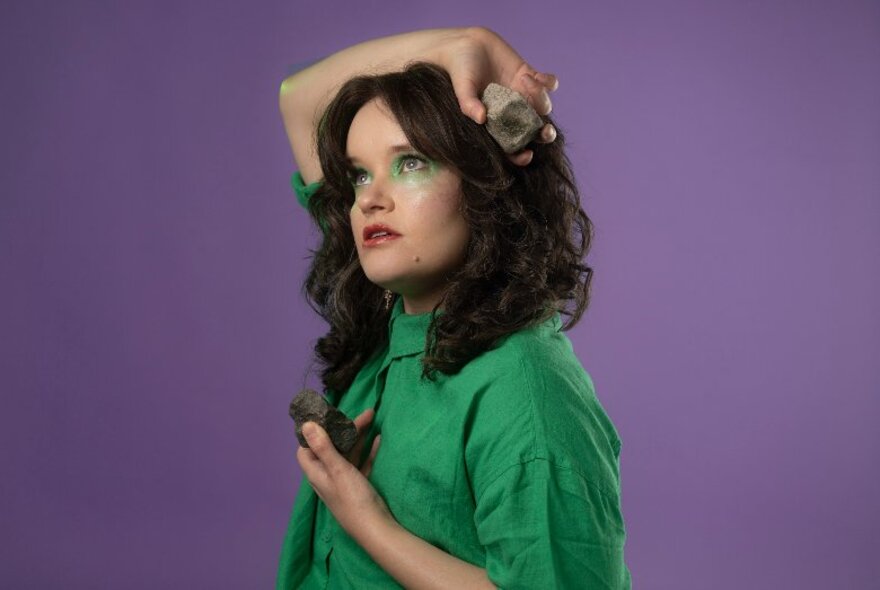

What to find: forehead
left=346, top=99, right=411, bottom=163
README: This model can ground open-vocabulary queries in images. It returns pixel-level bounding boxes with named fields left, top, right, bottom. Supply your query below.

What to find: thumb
left=451, top=75, right=486, bottom=124
left=302, top=422, right=340, bottom=465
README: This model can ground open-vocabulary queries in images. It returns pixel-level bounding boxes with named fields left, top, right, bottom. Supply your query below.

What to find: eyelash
left=399, top=155, right=428, bottom=172
left=349, top=155, right=427, bottom=187
left=350, top=169, right=369, bottom=186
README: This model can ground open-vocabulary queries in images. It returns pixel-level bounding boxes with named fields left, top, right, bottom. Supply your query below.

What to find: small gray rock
left=289, top=389, right=357, bottom=454
left=480, top=82, right=545, bottom=153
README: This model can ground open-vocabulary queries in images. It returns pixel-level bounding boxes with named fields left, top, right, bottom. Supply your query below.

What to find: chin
left=362, top=269, right=403, bottom=292
left=363, top=272, right=425, bottom=298
left=362, top=262, right=409, bottom=287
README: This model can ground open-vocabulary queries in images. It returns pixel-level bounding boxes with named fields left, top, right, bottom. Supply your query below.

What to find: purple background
left=2, top=1, right=877, bottom=588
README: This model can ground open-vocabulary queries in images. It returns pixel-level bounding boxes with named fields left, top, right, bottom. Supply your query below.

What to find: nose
left=354, top=177, right=394, bottom=215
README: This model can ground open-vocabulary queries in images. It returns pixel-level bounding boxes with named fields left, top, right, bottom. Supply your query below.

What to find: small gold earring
left=383, top=290, right=393, bottom=311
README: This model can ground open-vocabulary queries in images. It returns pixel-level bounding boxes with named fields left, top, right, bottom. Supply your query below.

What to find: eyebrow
left=347, top=143, right=416, bottom=166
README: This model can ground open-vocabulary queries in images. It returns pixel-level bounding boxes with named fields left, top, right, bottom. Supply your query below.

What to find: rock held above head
left=481, top=82, right=545, bottom=153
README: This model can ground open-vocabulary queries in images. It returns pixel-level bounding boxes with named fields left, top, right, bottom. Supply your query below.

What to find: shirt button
left=322, top=531, right=331, bottom=543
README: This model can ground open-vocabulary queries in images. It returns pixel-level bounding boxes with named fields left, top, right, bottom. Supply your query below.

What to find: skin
left=286, top=27, right=562, bottom=589
left=347, top=98, right=471, bottom=315
left=280, top=27, right=559, bottom=184
left=296, top=99, right=495, bottom=588
left=298, top=416, right=495, bottom=589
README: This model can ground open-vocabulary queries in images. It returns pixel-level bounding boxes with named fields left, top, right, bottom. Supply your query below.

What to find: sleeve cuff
left=290, top=170, right=323, bottom=212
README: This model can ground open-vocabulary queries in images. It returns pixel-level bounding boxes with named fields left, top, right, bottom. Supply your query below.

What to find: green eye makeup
left=391, top=154, right=440, bottom=182
left=350, top=154, right=440, bottom=189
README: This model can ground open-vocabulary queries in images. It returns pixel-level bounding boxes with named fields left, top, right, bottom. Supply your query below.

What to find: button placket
left=365, top=359, right=391, bottom=440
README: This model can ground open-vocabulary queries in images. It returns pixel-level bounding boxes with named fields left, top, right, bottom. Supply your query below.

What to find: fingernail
left=302, top=423, right=316, bottom=439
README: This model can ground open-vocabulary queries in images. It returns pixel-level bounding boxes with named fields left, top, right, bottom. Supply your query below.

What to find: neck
left=401, top=292, right=443, bottom=315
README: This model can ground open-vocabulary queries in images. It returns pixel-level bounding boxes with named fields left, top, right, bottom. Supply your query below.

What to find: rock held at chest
left=289, top=389, right=358, bottom=454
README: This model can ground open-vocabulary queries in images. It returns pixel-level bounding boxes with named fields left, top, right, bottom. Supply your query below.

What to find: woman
left=277, top=27, right=631, bottom=589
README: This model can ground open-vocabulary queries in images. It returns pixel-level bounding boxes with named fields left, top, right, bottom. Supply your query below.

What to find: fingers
left=448, top=58, right=558, bottom=126
left=296, top=444, right=327, bottom=495
left=362, top=435, right=381, bottom=478
left=507, top=68, right=558, bottom=167
left=347, top=408, right=375, bottom=465
left=507, top=150, right=534, bottom=166
left=297, top=444, right=320, bottom=472
left=451, top=75, right=487, bottom=125
left=464, top=96, right=487, bottom=125
left=519, top=72, right=552, bottom=115
left=533, top=71, right=559, bottom=92
left=352, top=408, right=375, bottom=433
left=506, top=123, right=556, bottom=167
left=537, top=123, right=557, bottom=144
left=302, top=421, right=343, bottom=469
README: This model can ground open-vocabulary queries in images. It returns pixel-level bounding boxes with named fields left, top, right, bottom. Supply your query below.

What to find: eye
left=350, top=169, right=370, bottom=187
left=400, top=155, right=428, bottom=172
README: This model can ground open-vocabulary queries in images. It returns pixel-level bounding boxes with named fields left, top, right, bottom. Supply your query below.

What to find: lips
left=363, top=224, right=401, bottom=246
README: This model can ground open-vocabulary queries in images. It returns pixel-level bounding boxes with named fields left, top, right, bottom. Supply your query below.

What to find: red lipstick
left=363, top=224, right=401, bottom=247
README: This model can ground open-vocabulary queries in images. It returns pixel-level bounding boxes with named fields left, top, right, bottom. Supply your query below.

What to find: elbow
left=278, top=74, right=300, bottom=117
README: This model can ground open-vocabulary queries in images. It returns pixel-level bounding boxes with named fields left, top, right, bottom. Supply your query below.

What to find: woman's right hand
left=296, top=409, right=391, bottom=543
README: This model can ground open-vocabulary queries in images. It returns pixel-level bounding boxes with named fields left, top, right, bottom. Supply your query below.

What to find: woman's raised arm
left=279, top=26, right=559, bottom=183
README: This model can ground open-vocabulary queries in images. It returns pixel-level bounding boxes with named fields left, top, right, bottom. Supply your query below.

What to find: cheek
left=349, top=213, right=365, bottom=256
left=406, top=183, right=462, bottom=221
left=410, top=202, right=455, bottom=224
left=409, top=198, right=470, bottom=257
left=448, top=218, right=471, bottom=258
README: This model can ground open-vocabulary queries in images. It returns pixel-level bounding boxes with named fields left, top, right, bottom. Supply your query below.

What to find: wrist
left=357, top=503, right=401, bottom=549
left=415, top=27, right=471, bottom=70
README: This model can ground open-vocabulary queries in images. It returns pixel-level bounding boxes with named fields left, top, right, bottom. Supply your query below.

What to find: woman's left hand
left=440, top=27, right=560, bottom=166
left=296, top=411, right=393, bottom=539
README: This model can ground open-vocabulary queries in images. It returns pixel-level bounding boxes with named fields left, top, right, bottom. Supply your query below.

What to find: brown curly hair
left=303, top=62, right=593, bottom=395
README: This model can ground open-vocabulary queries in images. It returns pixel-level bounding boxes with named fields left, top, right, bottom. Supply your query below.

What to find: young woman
left=277, top=27, right=631, bottom=589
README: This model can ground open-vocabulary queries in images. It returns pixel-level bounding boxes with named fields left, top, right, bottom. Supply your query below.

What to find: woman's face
left=346, top=98, right=470, bottom=314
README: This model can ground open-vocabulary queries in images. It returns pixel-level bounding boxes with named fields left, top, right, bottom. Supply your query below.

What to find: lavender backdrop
left=1, top=1, right=877, bottom=588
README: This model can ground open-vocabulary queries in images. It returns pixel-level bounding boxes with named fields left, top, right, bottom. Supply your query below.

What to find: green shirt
left=290, top=170, right=322, bottom=213
left=277, top=172, right=632, bottom=589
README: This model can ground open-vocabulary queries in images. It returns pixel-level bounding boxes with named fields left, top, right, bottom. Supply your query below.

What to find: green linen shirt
left=277, top=172, right=632, bottom=589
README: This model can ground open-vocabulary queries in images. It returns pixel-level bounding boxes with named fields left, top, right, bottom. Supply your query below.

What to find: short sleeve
left=474, top=458, right=631, bottom=590
left=290, top=170, right=323, bottom=212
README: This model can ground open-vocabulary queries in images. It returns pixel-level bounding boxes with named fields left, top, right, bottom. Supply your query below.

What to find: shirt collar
left=384, top=297, right=564, bottom=360
left=386, top=296, right=437, bottom=359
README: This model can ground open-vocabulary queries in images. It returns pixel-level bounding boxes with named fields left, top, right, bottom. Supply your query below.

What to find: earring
left=383, top=290, right=393, bottom=311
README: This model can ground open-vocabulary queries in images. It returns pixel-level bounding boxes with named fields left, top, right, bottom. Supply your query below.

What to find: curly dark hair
left=303, top=62, right=593, bottom=395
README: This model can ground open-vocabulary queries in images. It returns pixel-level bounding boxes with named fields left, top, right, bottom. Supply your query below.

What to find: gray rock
left=289, top=389, right=357, bottom=454
left=480, top=82, right=545, bottom=153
